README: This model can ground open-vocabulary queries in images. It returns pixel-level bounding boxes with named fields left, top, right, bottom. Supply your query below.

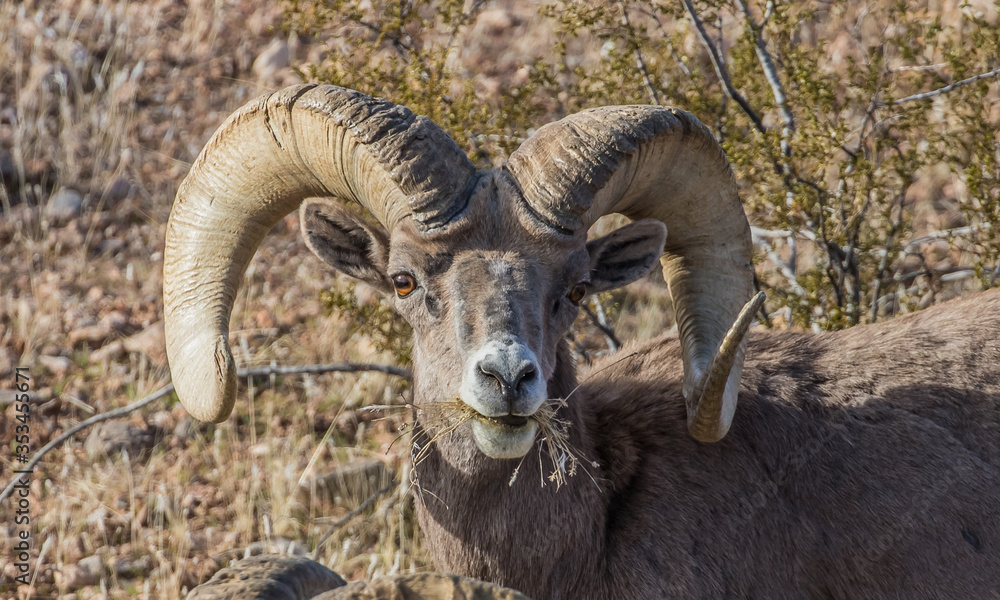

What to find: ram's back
left=580, top=287, right=1000, bottom=598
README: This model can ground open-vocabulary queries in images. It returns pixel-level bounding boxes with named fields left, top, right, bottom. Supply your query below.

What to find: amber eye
left=567, top=283, right=587, bottom=305
left=392, top=272, right=417, bottom=298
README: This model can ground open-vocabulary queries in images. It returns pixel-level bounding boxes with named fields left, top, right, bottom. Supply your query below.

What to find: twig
left=239, top=362, right=410, bottom=379
left=636, top=6, right=691, bottom=78
left=616, top=0, right=660, bottom=105
left=736, top=0, right=794, bottom=155
left=680, top=0, right=766, bottom=133
left=877, top=66, right=1000, bottom=106
left=751, top=226, right=817, bottom=242
left=0, top=362, right=410, bottom=504
left=312, top=482, right=396, bottom=560
left=870, top=191, right=908, bottom=323
left=0, top=385, right=173, bottom=504
left=582, top=303, right=622, bottom=352
left=902, top=223, right=992, bottom=254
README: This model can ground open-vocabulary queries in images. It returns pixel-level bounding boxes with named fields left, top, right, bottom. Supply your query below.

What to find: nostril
left=476, top=358, right=539, bottom=398
left=479, top=363, right=506, bottom=392
left=515, top=364, right=536, bottom=390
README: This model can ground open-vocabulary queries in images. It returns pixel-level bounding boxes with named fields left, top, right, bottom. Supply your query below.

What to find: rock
left=84, top=421, right=157, bottom=461
left=0, top=150, right=14, bottom=181
left=102, top=177, right=133, bottom=206
left=56, top=554, right=103, bottom=589
left=173, top=416, right=196, bottom=441
left=38, top=354, right=73, bottom=377
left=186, top=557, right=532, bottom=600
left=301, top=458, right=390, bottom=507
left=96, top=238, right=125, bottom=255
left=148, top=409, right=176, bottom=431
left=121, top=321, right=166, bottom=364
left=88, top=340, right=124, bottom=363
left=1, top=388, right=50, bottom=408
left=253, top=38, right=290, bottom=83
left=70, top=311, right=129, bottom=347
left=477, top=7, right=516, bottom=34
left=315, top=573, right=532, bottom=600
left=44, top=188, right=83, bottom=224
left=0, top=346, right=14, bottom=377
left=186, top=555, right=345, bottom=600
left=25, top=61, right=72, bottom=97
left=113, top=555, right=153, bottom=578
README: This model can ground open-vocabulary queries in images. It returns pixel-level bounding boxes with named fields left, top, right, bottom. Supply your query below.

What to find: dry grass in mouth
left=364, top=397, right=585, bottom=489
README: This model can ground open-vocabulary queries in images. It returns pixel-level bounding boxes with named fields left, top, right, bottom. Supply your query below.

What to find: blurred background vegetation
left=286, top=0, right=1000, bottom=331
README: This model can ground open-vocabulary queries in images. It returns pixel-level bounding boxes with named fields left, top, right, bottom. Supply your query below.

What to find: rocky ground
left=0, top=1, right=425, bottom=598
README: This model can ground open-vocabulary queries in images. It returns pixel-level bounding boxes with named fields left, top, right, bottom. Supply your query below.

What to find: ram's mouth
left=482, top=414, right=530, bottom=428
left=469, top=412, right=538, bottom=459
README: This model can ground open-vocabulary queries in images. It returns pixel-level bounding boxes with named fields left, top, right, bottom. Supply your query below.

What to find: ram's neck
left=411, top=340, right=607, bottom=597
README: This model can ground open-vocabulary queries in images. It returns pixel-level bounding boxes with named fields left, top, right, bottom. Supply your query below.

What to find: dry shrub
left=283, top=0, right=1000, bottom=331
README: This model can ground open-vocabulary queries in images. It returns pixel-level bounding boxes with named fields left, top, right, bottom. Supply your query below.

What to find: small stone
left=173, top=416, right=196, bottom=441
left=477, top=7, right=515, bottom=34
left=96, top=238, right=125, bottom=255
left=0, top=150, right=14, bottom=181
left=148, top=410, right=175, bottom=431
left=0, top=347, right=14, bottom=378
left=44, top=188, right=83, bottom=224
left=85, top=286, right=105, bottom=303
left=57, top=554, right=103, bottom=589
left=88, top=340, right=124, bottom=363
left=121, top=321, right=166, bottom=364
left=103, top=177, right=132, bottom=205
left=39, top=354, right=73, bottom=376
left=84, top=421, right=157, bottom=461
left=253, top=38, right=290, bottom=83
left=112, top=555, right=153, bottom=578
left=70, top=311, right=129, bottom=347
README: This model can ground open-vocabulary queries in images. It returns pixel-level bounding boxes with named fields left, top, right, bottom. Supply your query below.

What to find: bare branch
left=736, top=0, right=794, bottom=155
left=0, top=362, right=410, bottom=504
left=878, top=66, right=1000, bottom=106
left=870, top=192, right=908, bottom=323
left=680, top=0, right=766, bottom=133
left=312, top=482, right=396, bottom=560
left=239, top=362, right=410, bottom=380
left=751, top=226, right=817, bottom=243
left=902, top=223, right=993, bottom=254
left=616, top=0, right=660, bottom=105
left=635, top=6, right=692, bottom=78
left=583, top=302, right=622, bottom=352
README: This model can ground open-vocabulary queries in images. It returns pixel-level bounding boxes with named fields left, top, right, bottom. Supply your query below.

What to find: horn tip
left=169, top=333, right=237, bottom=423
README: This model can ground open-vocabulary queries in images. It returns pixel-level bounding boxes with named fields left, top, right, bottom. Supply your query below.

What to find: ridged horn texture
left=505, top=106, right=756, bottom=442
left=164, top=84, right=475, bottom=423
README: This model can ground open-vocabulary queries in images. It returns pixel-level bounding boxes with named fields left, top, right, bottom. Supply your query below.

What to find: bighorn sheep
left=164, top=84, right=1000, bottom=598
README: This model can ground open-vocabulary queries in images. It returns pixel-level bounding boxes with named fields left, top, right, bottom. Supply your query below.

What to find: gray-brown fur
left=414, top=289, right=1000, bottom=599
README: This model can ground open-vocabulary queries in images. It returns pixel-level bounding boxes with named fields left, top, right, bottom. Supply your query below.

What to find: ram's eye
left=391, top=272, right=417, bottom=298
left=567, top=283, right=587, bottom=305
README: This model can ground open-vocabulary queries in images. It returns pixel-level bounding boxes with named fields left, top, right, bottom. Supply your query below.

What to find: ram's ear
left=585, top=219, right=667, bottom=293
left=300, top=199, right=392, bottom=294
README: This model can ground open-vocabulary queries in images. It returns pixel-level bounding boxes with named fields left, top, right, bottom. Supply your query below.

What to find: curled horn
left=505, top=106, right=760, bottom=442
left=164, top=84, right=475, bottom=423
